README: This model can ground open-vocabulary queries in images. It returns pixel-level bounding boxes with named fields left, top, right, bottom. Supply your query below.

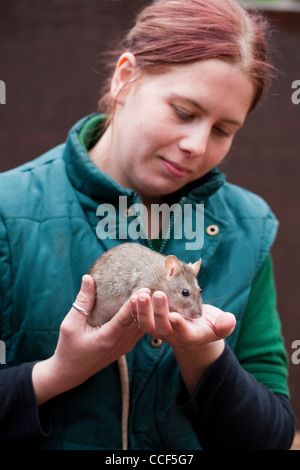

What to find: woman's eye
left=172, top=105, right=194, bottom=121
left=214, top=125, right=230, bottom=137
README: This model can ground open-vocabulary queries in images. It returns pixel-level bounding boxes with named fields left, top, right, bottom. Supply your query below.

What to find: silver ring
left=133, top=318, right=142, bottom=329
left=72, top=302, right=90, bottom=317
left=131, top=312, right=142, bottom=329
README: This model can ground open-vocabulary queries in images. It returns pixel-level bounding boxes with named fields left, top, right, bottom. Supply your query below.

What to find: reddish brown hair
left=99, top=0, right=273, bottom=118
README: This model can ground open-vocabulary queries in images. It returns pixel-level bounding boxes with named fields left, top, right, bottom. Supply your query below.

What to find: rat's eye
left=181, top=289, right=190, bottom=297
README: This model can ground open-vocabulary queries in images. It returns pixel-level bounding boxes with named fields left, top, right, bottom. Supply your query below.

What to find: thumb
left=71, top=275, right=96, bottom=320
left=214, top=312, right=236, bottom=339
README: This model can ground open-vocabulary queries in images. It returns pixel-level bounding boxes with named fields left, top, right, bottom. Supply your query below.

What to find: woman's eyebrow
left=169, top=92, right=243, bottom=127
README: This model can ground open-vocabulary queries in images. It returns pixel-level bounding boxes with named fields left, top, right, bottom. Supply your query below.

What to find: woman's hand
left=130, top=291, right=236, bottom=394
left=32, top=275, right=147, bottom=406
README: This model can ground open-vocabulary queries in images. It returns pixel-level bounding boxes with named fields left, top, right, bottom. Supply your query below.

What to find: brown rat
left=86, top=242, right=203, bottom=450
left=87, top=242, right=203, bottom=327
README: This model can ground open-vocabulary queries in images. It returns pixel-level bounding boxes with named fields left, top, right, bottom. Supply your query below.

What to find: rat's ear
left=110, top=52, right=138, bottom=104
left=190, top=258, right=201, bottom=276
left=165, top=255, right=180, bottom=279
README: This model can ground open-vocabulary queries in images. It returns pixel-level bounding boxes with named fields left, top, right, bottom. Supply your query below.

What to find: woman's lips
left=161, top=157, right=191, bottom=178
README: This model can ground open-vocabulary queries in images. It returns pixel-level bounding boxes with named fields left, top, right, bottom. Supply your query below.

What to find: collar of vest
left=64, top=114, right=226, bottom=203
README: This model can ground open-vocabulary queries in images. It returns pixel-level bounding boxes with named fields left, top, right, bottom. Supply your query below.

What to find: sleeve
left=0, top=215, right=51, bottom=444
left=234, top=254, right=290, bottom=397
left=177, top=343, right=296, bottom=450
left=0, top=362, right=51, bottom=443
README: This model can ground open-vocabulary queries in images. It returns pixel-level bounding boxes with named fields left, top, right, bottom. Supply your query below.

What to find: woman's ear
left=110, top=52, right=138, bottom=104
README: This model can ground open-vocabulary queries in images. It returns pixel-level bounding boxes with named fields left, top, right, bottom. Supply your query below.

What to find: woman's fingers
left=131, top=291, right=174, bottom=337
left=152, top=292, right=175, bottom=336
left=213, top=312, right=236, bottom=338
left=202, top=304, right=236, bottom=340
left=128, top=293, right=237, bottom=348
left=116, top=288, right=151, bottom=328
left=70, top=275, right=96, bottom=324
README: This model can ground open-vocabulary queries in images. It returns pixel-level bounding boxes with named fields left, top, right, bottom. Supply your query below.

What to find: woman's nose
left=178, top=124, right=210, bottom=158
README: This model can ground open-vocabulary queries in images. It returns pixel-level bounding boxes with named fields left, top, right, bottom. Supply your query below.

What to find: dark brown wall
left=223, top=8, right=300, bottom=423
left=1, top=1, right=300, bottom=424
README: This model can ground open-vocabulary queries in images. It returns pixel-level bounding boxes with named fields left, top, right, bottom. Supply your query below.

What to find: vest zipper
left=130, top=194, right=188, bottom=254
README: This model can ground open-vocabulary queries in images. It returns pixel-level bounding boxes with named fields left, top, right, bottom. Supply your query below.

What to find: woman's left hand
left=130, top=291, right=236, bottom=394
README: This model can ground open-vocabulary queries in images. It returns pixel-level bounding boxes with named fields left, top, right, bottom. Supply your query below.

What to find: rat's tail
left=118, top=355, right=130, bottom=450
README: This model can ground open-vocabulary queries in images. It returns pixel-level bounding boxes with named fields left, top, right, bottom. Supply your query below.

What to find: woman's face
left=97, top=57, right=255, bottom=201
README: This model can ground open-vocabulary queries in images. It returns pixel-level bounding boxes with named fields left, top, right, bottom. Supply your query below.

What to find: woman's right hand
left=32, top=275, right=147, bottom=406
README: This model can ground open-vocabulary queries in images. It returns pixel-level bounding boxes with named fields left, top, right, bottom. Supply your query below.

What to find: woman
left=0, top=0, right=296, bottom=449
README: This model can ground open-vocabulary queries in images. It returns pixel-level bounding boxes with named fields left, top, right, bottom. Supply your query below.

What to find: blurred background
left=0, top=0, right=299, bottom=437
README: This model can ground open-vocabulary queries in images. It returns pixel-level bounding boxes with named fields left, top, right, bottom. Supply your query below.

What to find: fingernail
left=154, top=294, right=163, bottom=305
left=169, top=315, right=178, bottom=326
left=82, top=275, right=89, bottom=290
